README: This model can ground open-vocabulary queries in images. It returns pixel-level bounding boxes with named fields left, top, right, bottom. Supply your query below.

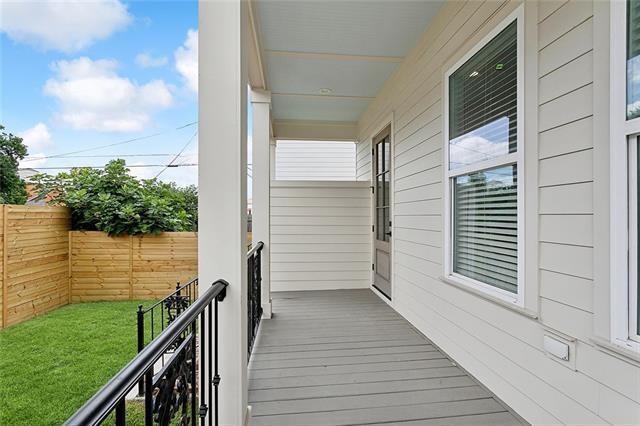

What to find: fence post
left=68, top=231, right=72, bottom=305
left=128, top=235, right=134, bottom=300
left=2, top=204, right=8, bottom=329
left=137, top=304, right=145, bottom=395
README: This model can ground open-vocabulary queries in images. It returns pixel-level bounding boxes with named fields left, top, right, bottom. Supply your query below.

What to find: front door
left=373, top=126, right=392, bottom=299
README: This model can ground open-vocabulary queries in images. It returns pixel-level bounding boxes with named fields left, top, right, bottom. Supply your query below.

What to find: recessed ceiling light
left=319, top=88, right=333, bottom=94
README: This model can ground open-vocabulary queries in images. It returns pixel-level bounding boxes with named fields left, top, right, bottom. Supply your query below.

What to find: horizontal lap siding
left=356, top=139, right=372, bottom=181
left=270, top=181, right=371, bottom=291
left=356, top=0, right=640, bottom=424
left=276, top=141, right=357, bottom=181
left=2, top=205, right=71, bottom=327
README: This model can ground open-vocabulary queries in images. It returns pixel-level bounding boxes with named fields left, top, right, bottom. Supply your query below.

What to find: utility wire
left=22, top=163, right=198, bottom=170
left=21, top=121, right=197, bottom=163
left=155, top=130, right=198, bottom=179
left=22, top=153, right=175, bottom=160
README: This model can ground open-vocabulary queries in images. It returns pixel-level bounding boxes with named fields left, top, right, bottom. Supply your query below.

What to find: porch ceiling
left=254, top=0, right=444, bottom=125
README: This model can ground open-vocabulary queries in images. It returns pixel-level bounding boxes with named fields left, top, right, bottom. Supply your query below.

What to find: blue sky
left=1, top=0, right=203, bottom=186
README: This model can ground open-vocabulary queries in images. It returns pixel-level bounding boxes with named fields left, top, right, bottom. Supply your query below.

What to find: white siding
left=355, top=1, right=640, bottom=424
left=275, top=140, right=356, bottom=180
left=356, top=139, right=372, bottom=181
left=270, top=181, right=371, bottom=291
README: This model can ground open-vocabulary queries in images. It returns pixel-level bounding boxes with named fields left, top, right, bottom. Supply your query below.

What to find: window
left=630, top=137, right=639, bottom=342
left=628, top=0, right=640, bottom=120
left=444, top=10, right=523, bottom=304
left=610, top=0, right=640, bottom=351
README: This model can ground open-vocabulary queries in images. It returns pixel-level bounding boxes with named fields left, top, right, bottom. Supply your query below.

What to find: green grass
left=0, top=300, right=153, bottom=426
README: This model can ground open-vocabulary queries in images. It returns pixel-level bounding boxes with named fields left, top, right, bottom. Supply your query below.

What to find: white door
left=373, top=126, right=392, bottom=299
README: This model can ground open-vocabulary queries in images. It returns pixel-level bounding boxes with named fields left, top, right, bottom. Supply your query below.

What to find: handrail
left=142, top=277, right=198, bottom=313
left=247, top=242, right=264, bottom=360
left=66, top=279, right=229, bottom=426
left=135, top=277, right=198, bottom=396
left=246, top=240, right=264, bottom=258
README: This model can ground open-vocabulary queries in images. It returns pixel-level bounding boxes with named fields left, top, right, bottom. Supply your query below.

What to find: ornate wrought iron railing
left=136, top=278, right=198, bottom=395
left=247, top=241, right=264, bottom=360
left=66, top=280, right=229, bottom=426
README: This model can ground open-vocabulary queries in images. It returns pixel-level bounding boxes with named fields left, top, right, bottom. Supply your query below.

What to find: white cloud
left=20, top=123, right=53, bottom=152
left=0, top=0, right=131, bottom=52
left=175, top=29, right=198, bottom=93
left=135, top=53, right=168, bottom=68
left=44, top=57, right=173, bottom=132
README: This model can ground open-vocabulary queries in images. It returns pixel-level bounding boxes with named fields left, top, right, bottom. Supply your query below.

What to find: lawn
left=0, top=300, right=153, bottom=426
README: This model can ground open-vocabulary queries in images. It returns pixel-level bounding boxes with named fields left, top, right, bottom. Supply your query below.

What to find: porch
left=248, top=290, right=525, bottom=426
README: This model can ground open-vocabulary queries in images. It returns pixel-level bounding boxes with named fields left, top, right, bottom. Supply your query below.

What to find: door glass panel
left=376, top=174, right=383, bottom=208
left=383, top=172, right=390, bottom=207
left=383, top=207, right=390, bottom=242
left=376, top=208, right=384, bottom=241
left=376, top=142, right=383, bottom=174
left=384, top=138, right=390, bottom=172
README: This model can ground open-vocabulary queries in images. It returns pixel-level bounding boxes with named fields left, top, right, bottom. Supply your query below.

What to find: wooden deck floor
left=248, top=289, right=526, bottom=426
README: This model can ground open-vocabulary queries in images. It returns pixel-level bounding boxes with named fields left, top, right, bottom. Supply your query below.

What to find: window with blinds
left=453, top=166, right=518, bottom=293
left=445, top=14, right=520, bottom=298
left=628, top=0, right=640, bottom=120
left=449, top=21, right=517, bottom=169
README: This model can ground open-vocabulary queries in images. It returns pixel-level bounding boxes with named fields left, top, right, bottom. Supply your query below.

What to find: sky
left=0, top=0, right=206, bottom=187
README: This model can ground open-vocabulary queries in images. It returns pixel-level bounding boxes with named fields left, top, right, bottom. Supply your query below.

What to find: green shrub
left=31, top=159, right=197, bottom=235
left=0, top=125, right=28, bottom=205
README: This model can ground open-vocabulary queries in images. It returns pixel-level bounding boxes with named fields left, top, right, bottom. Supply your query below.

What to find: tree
left=31, top=159, right=198, bottom=236
left=0, top=125, right=28, bottom=204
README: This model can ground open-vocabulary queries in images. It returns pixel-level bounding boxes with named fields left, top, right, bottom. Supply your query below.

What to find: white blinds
left=628, top=0, right=640, bottom=119
left=447, top=18, right=519, bottom=294
left=453, top=166, right=517, bottom=293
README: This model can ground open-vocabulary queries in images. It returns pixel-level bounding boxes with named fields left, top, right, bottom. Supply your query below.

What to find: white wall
left=356, top=0, right=640, bottom=424
left=275, top=140, right=356, bottom=180
left=270, top=180, right=371, bottom=291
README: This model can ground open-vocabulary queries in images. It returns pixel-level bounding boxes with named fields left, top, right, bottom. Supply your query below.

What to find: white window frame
left=443, top=6, right=525, bottom=306
left=610, top=0, right=640, bottom=352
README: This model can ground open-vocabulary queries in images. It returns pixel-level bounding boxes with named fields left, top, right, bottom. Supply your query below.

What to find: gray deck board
left=248, top=289, right=526, bottom=426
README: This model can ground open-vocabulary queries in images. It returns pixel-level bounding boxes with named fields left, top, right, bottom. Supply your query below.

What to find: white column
left=251, top=89, right=272, bottom=319
left=199, top=1, right=248, bottom=425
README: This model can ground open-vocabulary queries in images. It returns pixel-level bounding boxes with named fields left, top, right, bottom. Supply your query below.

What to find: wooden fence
left=1, top=205, right=71, bottom=328
left=0, top=205, right=198, bottom=328
left=70, top=231, right=197, bottom=302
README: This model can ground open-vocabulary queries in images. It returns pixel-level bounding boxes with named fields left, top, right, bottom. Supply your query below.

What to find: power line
left=23, top=153, right=176, bottom=160
left=155, top=130, right=198, bottom=179
left=22, top=163, right=198, bottom=170
left=21, top=121, right=197, bottom=163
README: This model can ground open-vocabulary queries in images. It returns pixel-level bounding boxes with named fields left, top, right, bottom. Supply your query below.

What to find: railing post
left=115, top=398, right=125, bottom=426
left=144, top=369, right=153, bottom=425
left=137, top=304, right=145, bottom=396
left=199, top=309, right=207, bottom=426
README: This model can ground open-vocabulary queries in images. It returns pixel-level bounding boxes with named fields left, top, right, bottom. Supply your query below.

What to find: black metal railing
left=66, top=280, right=229, bottom=426
left=247, top=241, right=264, bottom=360
left=136, top=278, right=199, bottom=395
